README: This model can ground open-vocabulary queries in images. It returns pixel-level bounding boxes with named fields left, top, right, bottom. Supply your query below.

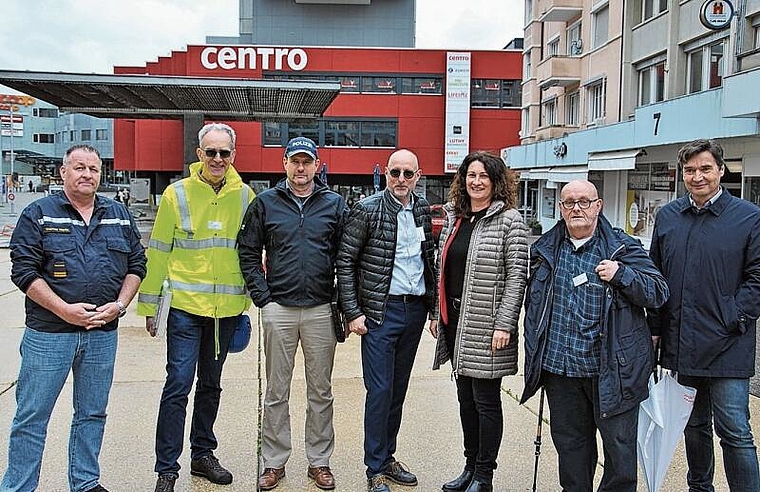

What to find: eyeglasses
left=388, top=168, right=417, bottom=179
left=204, top=148, right=232, bottom=159
left=560, top=198, right=601, bottom=210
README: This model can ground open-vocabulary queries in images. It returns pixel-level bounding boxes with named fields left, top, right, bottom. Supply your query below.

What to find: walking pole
left=531, top=387, right=546, bottom=492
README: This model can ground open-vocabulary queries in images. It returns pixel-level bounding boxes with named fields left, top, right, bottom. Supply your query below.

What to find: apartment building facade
left=510, top=0, right=760, bottom=247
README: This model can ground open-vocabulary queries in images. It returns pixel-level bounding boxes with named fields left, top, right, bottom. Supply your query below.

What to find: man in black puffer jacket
left=337, top=149, right=437, bottom=492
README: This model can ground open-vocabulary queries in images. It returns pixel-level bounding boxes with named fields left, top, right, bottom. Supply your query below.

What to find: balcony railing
left=538, top=0, right=583, bottom=22
left=536, top=55, right=581, bottom=89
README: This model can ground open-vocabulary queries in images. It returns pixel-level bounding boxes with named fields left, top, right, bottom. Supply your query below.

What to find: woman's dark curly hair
left=448, top=151, right=519, bottom=217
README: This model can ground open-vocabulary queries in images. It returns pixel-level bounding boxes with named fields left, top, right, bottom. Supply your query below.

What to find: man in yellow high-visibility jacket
left=137, top=122, right=254, bottom=492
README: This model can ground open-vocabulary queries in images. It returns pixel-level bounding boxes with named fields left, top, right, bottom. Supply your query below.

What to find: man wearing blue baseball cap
left=238, top=136, right=348, bottom=491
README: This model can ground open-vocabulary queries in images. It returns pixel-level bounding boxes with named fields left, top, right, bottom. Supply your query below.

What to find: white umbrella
left=637, top=372, right=697, bottom=492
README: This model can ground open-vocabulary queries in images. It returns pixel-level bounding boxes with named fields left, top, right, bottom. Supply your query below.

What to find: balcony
left=538, top=0, right=583, bottom=22
left=536, top=55, right=581, bottom=90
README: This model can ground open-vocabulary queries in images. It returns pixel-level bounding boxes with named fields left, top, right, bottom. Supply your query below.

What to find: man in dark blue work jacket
left=648, top=138, right=760, bottom=492
left=1, top=144, right=146, bottom=492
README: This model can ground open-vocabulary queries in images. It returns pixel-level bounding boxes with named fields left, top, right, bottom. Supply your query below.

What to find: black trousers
left=445, top=304, right=503, bottom=483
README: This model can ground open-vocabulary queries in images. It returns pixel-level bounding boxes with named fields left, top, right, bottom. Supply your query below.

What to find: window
left=81, top=129, right=91, bottom=141
left=339, top=76, right=360, bottom=92
left=642, top=0, right=667, bottom=21
left=542, top=99, right=557, bottom=126
left=287, top=120, right=320, bottom=143
left=263, top=122, right=281, bottom=146
left=96, top=129, right=108, bottom=141
left=325, top=121, right=360, bottom=146
left=471, top=79, right=521, bottom=108
left=362, top=76, right=397, bottom=93
left=33, top=133, right=55, bottom=144
left=547, top=37, right=560, bottom=58
left=755, top=24, right=760, bottom=49
left=522, top=109, right=530, bottom=136
left=525, top=0, right=533, bottom=25
left=400, top=77, right=442, bottom=94
left=565, top=91, right=580, bottom=126
left=592, top=4, right=609, bottom=49
left=567, top=22, right=583, bottom=55
left=524, top=53, right=532, bottom=80
left=360, top=121, right=396, bottom=147
left=687, top=39, right=726, bottom=93
left=268, top=119, right=397, bottom=148
left=69, top=130, right=75, bottom=141
left=587, top=79, right=606, bottom=124
left=637, top=59, right=666, bottom=106
left=33, top=108, right=58, bottom=118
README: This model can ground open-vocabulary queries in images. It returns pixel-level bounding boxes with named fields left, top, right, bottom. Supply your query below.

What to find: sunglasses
left=388, top=168, right=417, bottom=179
left=204, top=148, right=232, bottom=159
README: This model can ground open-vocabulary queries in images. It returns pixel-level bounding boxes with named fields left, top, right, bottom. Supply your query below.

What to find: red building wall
left=114, top=46, right=522, bottom=177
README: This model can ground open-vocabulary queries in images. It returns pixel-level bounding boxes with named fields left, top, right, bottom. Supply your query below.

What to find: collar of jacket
left=382, top=187, right=420, bottom=213
left=274, top=175, right=329, bottom=196
left=187, top=161, right=244, bottom=190
left=532, top=213, right=624, bottom=266
left=675, top=185, right=730, bottom=216
left=443, top=200, right=505, bottom=219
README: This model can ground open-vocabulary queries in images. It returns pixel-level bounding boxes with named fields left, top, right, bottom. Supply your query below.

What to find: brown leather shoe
left=258, top=467, right=285, bottom=490
left=307, top=466, right=336, bottom=490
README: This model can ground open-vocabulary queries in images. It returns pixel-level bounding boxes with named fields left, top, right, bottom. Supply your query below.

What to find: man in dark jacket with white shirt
left=522, top=180, right=669, bottom=492
left=648, top=139, right=760, bottom=492
left=238, top=137, right=347, bottom=491
left=337, top=149, right=437, bottom=492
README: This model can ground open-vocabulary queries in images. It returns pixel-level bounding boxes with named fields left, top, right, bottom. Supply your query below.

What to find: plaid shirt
left=543, top=233, right=605, bottom=377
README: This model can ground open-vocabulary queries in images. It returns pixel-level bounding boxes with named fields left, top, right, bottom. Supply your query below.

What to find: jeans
left=260, top=302, right=336, bottom=468
left=1, top=327, right=117, bottom=492
left=361, top=297, right=426, bottom=477
left=456, top=375, right=503, bottom=483
left=677, top=375, right=759, bottom=492
left=543, top=372, right=638, bottom=492
left=154, top=308, right=235, bottom=477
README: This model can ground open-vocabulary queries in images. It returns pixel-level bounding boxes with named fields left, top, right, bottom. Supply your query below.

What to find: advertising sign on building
left=444, top=52, right=471, bottom=173
left=0, top=114, right=23, bottom=137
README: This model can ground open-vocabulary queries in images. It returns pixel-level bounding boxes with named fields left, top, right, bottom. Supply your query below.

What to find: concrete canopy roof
left=0, top=70, right=340, bottom=121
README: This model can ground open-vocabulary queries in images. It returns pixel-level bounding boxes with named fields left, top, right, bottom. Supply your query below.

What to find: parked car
left=430, top=204, right=445, bottom=244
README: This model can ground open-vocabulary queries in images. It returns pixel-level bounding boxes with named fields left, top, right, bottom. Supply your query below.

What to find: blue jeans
left=154, top=308, right=235, bottom=477
left=543, top=372, right=638, bottom=492
left=677, top=375, right=759, bottom=492
left=361, top=298, right=426, bottom=477
left=1, top=327, right=117, bottom=492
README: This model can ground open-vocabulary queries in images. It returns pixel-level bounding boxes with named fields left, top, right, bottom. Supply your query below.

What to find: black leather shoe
left=464, top=479, right=493, bottom=492
left=442, top=470, right=474, bottom=491
left=385, top=460, right=418, bottom=486
left=154, top=474, right=176, bottom=492
left=190, top=454, right=233, bottom=484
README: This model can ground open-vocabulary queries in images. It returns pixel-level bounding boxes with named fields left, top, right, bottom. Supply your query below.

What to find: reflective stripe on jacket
left=137, top=162, right=254, bottom=318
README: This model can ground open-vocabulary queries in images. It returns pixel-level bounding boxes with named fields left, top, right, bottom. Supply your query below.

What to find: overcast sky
left=0, top=0, right=523, bottom=74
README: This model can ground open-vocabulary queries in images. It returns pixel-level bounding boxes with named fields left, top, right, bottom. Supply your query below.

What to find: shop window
left=340, top=77, right=360, bottom=92
left=626, top=162, right=676, bottom=239
left=471, top=79, right=521, bottom=108
left=33, top=107, right=58, bottom=118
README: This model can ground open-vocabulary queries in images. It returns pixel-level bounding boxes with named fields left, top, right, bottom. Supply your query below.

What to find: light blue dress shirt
left=388, top=195, right=426, bottom=296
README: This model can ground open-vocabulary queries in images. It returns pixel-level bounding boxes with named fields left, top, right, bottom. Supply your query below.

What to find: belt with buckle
left=387, top=294, right=424, bottom=303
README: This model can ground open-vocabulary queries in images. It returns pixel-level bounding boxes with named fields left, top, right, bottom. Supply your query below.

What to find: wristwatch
left=116, top=299, right=127, bottom=318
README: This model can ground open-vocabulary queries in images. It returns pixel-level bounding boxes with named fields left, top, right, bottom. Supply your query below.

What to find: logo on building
left=200, top=47, right=308, bottom=71
left=699, top=0, right=734, bottom=30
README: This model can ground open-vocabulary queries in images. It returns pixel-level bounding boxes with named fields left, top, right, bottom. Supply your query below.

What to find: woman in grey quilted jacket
left=431, top=151, right=528, bottom=492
